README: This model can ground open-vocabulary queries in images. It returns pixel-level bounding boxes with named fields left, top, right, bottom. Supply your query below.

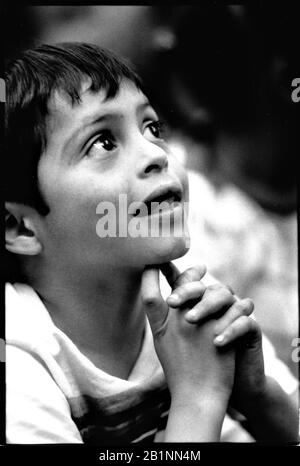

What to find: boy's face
left=35, top=79, right=189, bottom=275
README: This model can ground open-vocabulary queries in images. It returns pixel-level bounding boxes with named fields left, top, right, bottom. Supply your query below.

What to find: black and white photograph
left=1, top=3, right=299, bottom=459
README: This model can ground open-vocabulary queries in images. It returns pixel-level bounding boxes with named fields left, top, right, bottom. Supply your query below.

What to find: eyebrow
left=84, top=100, right=152, bottom=128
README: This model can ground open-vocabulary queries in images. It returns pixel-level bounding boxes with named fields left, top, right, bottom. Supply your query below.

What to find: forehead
left=46, top=79, right=150, bottom=133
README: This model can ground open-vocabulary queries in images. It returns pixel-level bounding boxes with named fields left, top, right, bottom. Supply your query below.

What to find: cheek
left=40, top=166, right=132, bottom=247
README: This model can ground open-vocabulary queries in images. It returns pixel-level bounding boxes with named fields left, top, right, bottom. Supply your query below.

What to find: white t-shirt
left=6, top=282, right=298, bottom=444
left=9, top=282, right=293, bottom=444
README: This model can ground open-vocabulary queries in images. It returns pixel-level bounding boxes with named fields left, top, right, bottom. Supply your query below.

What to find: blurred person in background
left=146, top=5, right=298, bottom=379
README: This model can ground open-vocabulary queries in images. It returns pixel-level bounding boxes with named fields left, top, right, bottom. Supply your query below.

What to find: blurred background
left=4, top=5, right=299, bottom=377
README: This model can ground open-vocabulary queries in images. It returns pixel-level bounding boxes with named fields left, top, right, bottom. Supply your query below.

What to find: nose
left=136, top=140, right=169, bottom=178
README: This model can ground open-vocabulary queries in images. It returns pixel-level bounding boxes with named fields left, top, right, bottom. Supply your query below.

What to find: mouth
left=133, top=185, right=183, bottom=217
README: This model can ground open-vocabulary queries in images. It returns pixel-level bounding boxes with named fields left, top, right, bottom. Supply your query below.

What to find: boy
left=4, top=43, right=298, bottom=444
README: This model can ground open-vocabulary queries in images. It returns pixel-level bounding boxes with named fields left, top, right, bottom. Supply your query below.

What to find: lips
left=133, top=184, right=183, bottom=217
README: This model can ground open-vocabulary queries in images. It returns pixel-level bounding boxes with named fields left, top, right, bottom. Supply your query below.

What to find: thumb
left=141, top=266, right=169, bottom=337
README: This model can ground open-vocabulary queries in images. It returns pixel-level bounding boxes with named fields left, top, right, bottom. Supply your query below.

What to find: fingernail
left=167, top=293, right=180, bottom=305
left=186, top=310, right=198, bottom=321
left=214, top=334, right=226, bottom=345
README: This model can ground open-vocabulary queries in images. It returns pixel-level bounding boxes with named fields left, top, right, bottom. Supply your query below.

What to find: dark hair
left=4, top=42, right=142, bottom=283
left=5, top=42, right=142, bottom=213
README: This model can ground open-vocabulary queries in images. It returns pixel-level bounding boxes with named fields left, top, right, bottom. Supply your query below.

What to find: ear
left=5, top=202, right=42, bottom=256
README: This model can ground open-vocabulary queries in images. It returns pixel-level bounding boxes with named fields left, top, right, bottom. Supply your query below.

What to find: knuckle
left=174, top=285, right=185, bottom=299
left=205, top=284, right=221, bottom=295
left=178, top=281, right=194, bottom=293
left=206, top=283, right=233, bottom=298
left=185, top=267, right=200, bottom=281
left=188, top=264, right=206, bottom=278
left=173, top=270, right=193, bottom=287
left=242, top=298, right=254, bottom=312
left=175, top=278, right=205, bottom=297
left=197, top=282, right=206, bottom=295
left=214, top=286, right=235, bottom=304
left=238, top=314, right=251, bottom=328
left=193, top=281, right=205, bottom=293
left=142, top=296, right=160, bottom=307
left=195, top=263, right=207, bottom=276
left=206, top=283, right=221, bottom=291
left=245, top=297, right=254, bottom=309
left=234, top=300, right=246, bottom=312
left=233, top=304, right=246, bottom=318
left=222, top=287, right=234, bottom=300
left=235, top=298, right=254, bottom=314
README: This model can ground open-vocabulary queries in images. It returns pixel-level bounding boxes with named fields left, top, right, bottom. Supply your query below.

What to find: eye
left=87, top=130, right=117, bottom=157
left=145, top=120, right=166, bottom=140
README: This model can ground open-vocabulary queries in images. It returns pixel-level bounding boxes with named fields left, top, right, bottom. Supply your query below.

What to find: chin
left=142, top=234, right=191, bottom=265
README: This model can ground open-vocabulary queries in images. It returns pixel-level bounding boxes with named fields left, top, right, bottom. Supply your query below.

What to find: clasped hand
left=141, top=263, right=266, bottom=412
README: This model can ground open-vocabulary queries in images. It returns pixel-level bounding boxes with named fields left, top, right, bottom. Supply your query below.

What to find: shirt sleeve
left=6, top=344, right=83, bottom=444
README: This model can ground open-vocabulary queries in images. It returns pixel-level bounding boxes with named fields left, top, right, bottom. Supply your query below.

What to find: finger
left=213, top=298, right=254, bottom=336
left=160, top=262, right=206, bottom=292
left=166, top=281, right=206, bottom=307
left=172, top=264, right=207, bottom=288
left=185, top=285, right=235, bottom=323
left=141, top=266, right=169, bottom=337
left=159, top=262, right=181, bottom=288
left=213, top=316, right=259, bottom=346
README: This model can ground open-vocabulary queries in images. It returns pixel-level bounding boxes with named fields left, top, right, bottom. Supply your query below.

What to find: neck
left=31, top=263, right=145, bottom=379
